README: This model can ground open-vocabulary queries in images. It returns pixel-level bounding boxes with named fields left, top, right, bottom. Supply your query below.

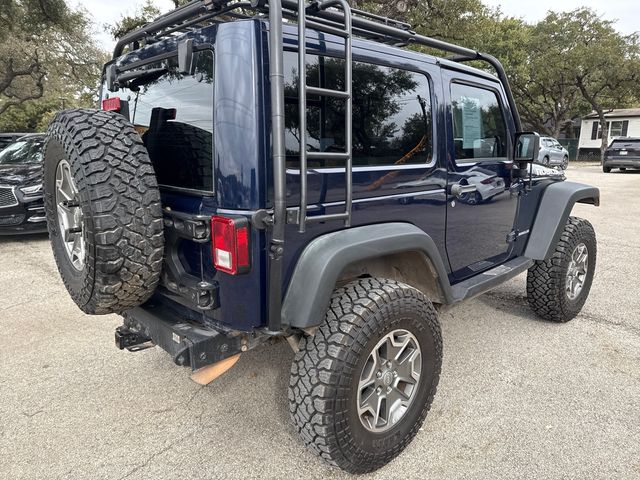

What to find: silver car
left=538, top=136, right=569, bottom=169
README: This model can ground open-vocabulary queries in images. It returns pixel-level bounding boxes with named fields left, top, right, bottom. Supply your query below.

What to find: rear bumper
left=120, top=305, right=245, bottom=370
left=603, top=157, right=640, bottom=169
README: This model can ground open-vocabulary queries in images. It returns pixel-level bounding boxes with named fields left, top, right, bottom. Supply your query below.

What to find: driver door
left=443, top=72, right=519, bottom=280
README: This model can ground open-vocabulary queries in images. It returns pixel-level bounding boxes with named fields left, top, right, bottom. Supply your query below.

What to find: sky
left=75, top=0, right=639, bottom=51
left=483, top=0, right=639, bottom=35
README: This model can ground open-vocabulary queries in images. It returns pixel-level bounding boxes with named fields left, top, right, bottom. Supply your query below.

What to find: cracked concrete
left=0, top=164, right=638, bottom=479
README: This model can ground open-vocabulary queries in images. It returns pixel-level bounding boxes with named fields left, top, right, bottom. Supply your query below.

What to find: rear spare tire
left=43, top=109, right=164, bottom=314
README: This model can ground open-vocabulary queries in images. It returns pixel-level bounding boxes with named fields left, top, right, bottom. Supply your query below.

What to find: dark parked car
left=603, top=137, right=640, bottom=172
left=41, top=0, right=599, bottom=474
left=0, top=134, right=46, bottom=234
left=0, top=133, right=30, bottom=152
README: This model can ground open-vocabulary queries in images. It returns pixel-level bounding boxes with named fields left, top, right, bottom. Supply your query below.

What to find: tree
left=107, top=0, right=162, bottom=40
left=499, top=17, right=587, bottom=137
left=529, top=9, right=640, bottom=156
left=0, top=1, right=105, bottom=131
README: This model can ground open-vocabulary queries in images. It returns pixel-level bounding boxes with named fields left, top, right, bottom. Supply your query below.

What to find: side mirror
left=514, top=132, right=540, bottom=162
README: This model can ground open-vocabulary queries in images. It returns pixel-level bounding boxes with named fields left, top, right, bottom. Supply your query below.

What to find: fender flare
left=524, top=181, right=599, bottom=261
left=281, top=223, right=453, bottom=329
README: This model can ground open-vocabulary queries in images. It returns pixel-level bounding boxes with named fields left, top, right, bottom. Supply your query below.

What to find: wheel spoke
left=71, top=234, right=82, bottom=260
left=396, top=348, right=420, bottom=384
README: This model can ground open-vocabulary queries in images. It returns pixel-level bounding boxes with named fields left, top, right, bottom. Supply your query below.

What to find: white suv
left=538, top=136, right=570, bottom=169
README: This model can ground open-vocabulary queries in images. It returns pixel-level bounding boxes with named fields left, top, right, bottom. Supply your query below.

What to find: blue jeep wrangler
left=42, top=0, right=599, bottom=473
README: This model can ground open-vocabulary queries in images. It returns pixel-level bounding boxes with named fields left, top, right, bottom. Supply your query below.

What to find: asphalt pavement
left=0, top=164, right=638, bottom=480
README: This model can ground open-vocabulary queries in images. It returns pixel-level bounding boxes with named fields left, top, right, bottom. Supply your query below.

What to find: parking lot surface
left=1, top=165, right=638, bottom=480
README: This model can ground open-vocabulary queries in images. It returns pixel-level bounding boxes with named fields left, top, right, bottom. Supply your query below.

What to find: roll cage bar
left=112, top=0, right=523, bottom=333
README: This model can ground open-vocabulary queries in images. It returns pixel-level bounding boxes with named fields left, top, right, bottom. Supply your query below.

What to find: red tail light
left=211, top=216, right=250, bottom=275
left=102, top=97, right=121, bottom=112
left=481, top=177, right=495, bottom=185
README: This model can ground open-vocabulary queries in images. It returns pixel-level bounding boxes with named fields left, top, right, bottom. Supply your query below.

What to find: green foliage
left=0, top=0, right=106, bottom=132
left=537, top=9, right=640, bottom=154
left=3, top=0, right=639, bottom=144
left=107, top=0, right=162, bottom=40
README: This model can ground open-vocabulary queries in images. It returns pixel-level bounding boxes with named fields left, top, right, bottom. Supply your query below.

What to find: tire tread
left=44, top=109, right=164, bottom=314
left=288, top=278, right=442, bottom=473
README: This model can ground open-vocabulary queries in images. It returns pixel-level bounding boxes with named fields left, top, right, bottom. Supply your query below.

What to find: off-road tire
left=526, top=217, right=596, bottom=322
left=44, top=109, right=164, bottom=314
left=288, top=278, right=442, bottom=474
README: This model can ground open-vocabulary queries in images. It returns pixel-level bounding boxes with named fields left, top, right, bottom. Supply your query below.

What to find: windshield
left=0, top=138, right=44, bottom=166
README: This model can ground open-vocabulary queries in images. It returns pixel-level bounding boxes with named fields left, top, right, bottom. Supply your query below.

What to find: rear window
left=102, top=50, right=214, bottom=193
left=609, top=139, right=640, bottom=149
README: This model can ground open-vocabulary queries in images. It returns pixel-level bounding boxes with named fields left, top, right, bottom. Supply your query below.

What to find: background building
left=578, top=109, right=640, bottom=157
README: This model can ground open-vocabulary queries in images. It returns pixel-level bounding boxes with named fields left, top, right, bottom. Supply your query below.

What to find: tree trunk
left=552, top=121, right=562, bottom=140
left=597, top=110, right=608, bottom=162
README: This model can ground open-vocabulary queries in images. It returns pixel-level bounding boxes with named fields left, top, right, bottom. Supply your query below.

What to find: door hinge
left=506, top=230, right=518, bottom=243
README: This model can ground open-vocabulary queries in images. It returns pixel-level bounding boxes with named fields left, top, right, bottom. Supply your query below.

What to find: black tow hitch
left=115, top=326, right=155, bottom=352
left=118, top=306, right=247, bottom=370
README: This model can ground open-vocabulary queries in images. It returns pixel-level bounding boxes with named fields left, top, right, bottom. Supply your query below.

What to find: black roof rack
left=111, top=1, right=519, bottom=127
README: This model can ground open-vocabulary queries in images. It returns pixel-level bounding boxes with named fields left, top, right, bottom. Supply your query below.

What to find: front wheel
left=526, top=217, right=596, bottom=322
left=603, top=165, right=611, bottom=173
left=561, top=156, right=569, bottom=170
left=288, top=278, right=442, bottom=474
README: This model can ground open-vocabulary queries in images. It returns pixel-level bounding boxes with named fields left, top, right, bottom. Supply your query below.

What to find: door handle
left=451, top=184, right=477, bottom=198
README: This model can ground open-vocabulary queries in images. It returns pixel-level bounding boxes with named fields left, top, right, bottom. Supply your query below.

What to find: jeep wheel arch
left=281, top=223, right=453, bottom=329
left=524, top=181, right=599, bottom=261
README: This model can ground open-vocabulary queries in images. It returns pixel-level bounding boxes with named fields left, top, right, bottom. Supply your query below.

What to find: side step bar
left=451, top=257, right=534, bottom=303
left=118, top=306, right=243, bottom=370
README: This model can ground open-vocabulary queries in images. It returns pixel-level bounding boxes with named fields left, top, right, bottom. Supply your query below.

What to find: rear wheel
left=561, top=156, right=569, bottom=170
left=44, top=109, right=164, bottom=315
left=603, top=165, right=611, bottom=173
left=542, top=156, right=550, bottom=166
left=526, top=217, right=596, bottom=322
left=288, top=278, right=442, bottom=474
left=460, top=191, right=482, bottom=205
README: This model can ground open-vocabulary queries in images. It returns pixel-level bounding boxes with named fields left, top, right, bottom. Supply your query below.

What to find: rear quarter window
left=283, top=52, right=433, bottom=168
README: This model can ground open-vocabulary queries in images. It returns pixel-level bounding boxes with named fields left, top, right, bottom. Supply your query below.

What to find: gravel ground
left=0, top=164, right=638, bottom=480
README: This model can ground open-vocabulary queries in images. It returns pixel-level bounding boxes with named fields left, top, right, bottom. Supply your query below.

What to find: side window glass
left=284, top=53, right=433, bottom=168
left=450, top=83, right=508, bottom=161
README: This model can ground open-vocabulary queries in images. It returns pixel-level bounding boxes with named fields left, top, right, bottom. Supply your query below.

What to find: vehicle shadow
left=0, top=232, right=49, bottom=243
left=474, top=287, right=551, bottom=324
